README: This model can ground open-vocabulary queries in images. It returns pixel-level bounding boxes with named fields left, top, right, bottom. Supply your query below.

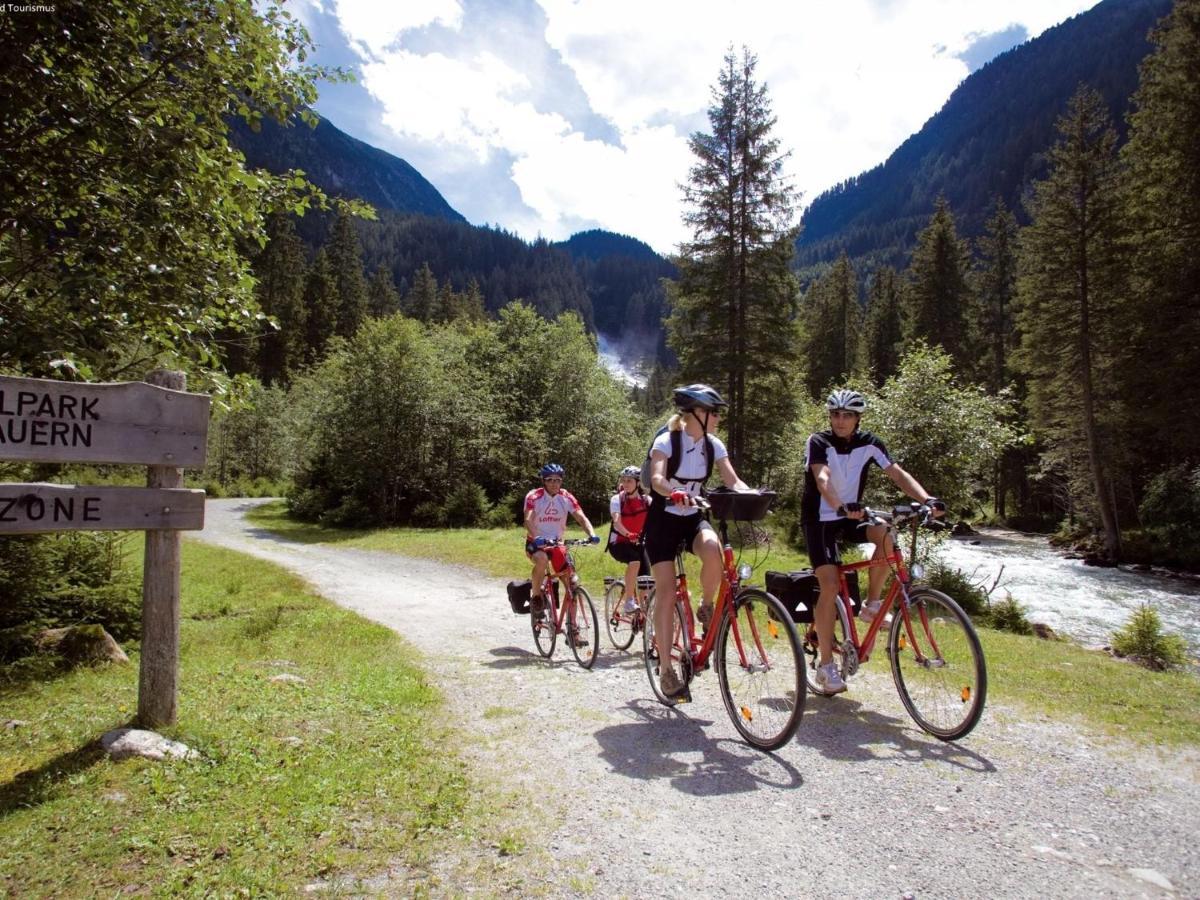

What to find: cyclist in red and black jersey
left=607, top=465, right=651, bottom=614
left=802, top=389, right=944, bottom=694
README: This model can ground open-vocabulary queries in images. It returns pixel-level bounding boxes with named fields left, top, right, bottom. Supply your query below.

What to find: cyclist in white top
left=645, top=384, right=749, bottom=700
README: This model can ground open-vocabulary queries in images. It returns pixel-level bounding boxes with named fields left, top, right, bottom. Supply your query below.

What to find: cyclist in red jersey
left=525, top=462, right=599, bottom=620
left=607, top=465, right=652, bottom=614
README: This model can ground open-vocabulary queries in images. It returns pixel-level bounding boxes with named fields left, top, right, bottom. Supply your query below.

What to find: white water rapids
left=938, top=529, right=1200, bottom=655
left=596, top=332, right=648, bottom=388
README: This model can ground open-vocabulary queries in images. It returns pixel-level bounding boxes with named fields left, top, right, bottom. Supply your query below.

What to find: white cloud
left=319, top=0, right=1101, bottom=252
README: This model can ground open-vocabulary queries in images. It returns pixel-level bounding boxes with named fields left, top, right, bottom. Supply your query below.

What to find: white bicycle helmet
left=620, top=465, right=641, bottom=480
left=826, top=389, right=867, bottom=413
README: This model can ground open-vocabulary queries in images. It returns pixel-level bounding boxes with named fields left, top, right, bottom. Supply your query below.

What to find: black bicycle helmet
left=672, top=383, right=727, bottom=411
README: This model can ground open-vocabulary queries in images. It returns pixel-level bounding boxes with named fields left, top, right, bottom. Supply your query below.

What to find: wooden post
left=137, top=369, right=186, bottom=727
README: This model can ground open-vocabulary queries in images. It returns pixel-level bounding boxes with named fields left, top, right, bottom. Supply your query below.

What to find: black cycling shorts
left=608, top=539, right=650, bottom=572
left=803, top=517, right=864, bottom=569
left=644, top=503, right=714, bottom=565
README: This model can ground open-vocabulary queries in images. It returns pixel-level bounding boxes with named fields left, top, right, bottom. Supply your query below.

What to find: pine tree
left=327, top=209, right=369, bottom=338
left=861, top=266, right=903, bottom=382
left=302, top=249, right=338, bottom=364
left=974, top=198, right=1020, bottom=395
left=405, top=263, right=439, bottom=322
left=1121, top=0, right=1200, bottom=471
left=800, top=252, right=860, bottom=396
left=367, top=265, right=400, bottom=318
left=1015, top=85, right=1126, bottom=559
left=666, top=45, right=801, bottom=478
left=255, top=214, right=308, bottom=384
left=901, top=196, right=975, bottom=368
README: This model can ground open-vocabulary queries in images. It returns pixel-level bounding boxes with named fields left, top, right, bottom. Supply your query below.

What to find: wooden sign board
left=0, top=483, right=205, bottom=534
left=0, top=375, right=210, bottom=467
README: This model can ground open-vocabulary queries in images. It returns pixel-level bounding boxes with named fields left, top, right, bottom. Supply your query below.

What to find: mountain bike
left=794, top=502, right=987, bottom=741
left=530, top=538, right=600, bottom=669
left=602, top=573, right=653, bottom=650
left=642, top=490, right=805, bottom=751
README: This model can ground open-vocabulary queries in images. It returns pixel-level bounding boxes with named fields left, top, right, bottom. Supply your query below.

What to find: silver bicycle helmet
left=826, top=389, right=867, bottom=413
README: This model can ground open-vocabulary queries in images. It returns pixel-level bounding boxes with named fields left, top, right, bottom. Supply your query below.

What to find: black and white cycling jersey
left=801, top=429, right=893, bottom=523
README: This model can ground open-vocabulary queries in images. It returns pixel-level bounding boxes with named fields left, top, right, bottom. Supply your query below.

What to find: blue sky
left=290, top=0, right=1101, bottom=254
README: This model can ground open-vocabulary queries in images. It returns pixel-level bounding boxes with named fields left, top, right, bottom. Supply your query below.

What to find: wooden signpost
left=0, top=370, right=210, bottom=727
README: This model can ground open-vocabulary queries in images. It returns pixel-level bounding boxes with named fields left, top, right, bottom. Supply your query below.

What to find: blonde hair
left=668, top=413, right=686, bottom=432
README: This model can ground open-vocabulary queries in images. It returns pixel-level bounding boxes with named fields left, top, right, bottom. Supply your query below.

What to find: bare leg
left=693, top=528, right=723, bottom=624
left=865, top=523, right=891, bottom=602
left=814, top=564, right=840, bottom=665
left=530, top=551, right=548, bottom=598
left=652, top=559, right=678, bottom=677
left=624, top=559, right=640, bottom=603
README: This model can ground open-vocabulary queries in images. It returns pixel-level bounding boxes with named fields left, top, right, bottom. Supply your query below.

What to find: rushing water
left=936, top=529, right=1200, bottom=654
left=596, top=333, right=648, bottom=388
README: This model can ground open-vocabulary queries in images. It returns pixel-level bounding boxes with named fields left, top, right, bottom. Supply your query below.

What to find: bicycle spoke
left=569, top=587, right=599, bottom=669
left=604, top=580, right=638, bottom=651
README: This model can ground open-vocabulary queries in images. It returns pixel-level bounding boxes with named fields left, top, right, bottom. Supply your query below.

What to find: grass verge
left=0, top=540, right=518, bottom=897
left=247, top=501, right=1200, bottom=749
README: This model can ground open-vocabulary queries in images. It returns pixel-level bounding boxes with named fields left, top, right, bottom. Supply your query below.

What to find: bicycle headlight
left=910, top=563, right=925, bottom=580
left=738, top=563, right=753, bottom=581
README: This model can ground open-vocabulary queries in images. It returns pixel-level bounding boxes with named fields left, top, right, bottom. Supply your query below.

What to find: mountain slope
left=231, top=114, right=466, bottom=223
left=796, top=0, right=1171, bottom=272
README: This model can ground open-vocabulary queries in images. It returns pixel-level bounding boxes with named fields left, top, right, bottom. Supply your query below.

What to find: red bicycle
left=602, top=573, right=653, bottom=650
left=642, top=490, right=805, bottom=751
left=794, top=502, right=987, bottom=741
left=531, top=538, right=600, bottom=669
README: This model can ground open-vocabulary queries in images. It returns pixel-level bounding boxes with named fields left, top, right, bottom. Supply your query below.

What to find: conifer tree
left=302, top=249, right=338, bottom=364
left=800, top=252, right=860, bottom=396
left=327, top=209, right=369, bottom=338
left=1121, top=0, right=1200, bottom=469
left=974, top=198, right=1020, bottom=395
left=901, top=196, right=975, bottom=368
left=666, top=45, right=801, bottom=477
left=1015, top=85, right=1125, bottom=559
left=861, top=266, right=903, bottom=382
left=405, top=263, right=439, bottom=322
left=255, top=214, right=308, bottom=384
left=367, top=265, right=400, bottom=319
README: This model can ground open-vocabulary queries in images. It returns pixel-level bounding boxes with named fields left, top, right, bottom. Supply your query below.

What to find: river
left=596, top=332, right=648, bottom=388
left=937, top=528, right=1200, bottom=655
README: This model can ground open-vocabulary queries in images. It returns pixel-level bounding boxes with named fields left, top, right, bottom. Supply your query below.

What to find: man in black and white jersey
left=803, top=389, right=944, bottom=694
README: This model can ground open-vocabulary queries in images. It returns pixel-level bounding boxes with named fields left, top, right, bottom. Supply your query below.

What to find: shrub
left=444, top=483, right=489, bottom=527
left=985, top=593, right=1034, bottom=635
left=1111, top=604, right=1188, bottom=670
left=924, top=563, right=988, bottom=617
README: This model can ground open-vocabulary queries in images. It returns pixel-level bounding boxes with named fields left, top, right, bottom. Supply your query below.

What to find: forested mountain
left=230, top=114, right=466, bottom=223
left=796, top=0, right=1171, bottom=272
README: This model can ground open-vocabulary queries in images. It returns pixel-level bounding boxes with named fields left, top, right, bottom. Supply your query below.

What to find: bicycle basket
left=506, top=579, right=532, bottom=615
left=705, top=489, right=776, bottom=522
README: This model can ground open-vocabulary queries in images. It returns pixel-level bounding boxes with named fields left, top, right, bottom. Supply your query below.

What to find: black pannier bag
left=765, top=569, right=860, bottom=623
left=506, top=579, right=532, bottom=615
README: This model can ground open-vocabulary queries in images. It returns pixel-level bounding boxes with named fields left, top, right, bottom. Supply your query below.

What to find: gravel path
left=197, top=499, right=1199, bottom=898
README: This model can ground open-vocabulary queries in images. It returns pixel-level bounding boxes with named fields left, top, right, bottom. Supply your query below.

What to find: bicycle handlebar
left=859, top=501, right=945, bottom=530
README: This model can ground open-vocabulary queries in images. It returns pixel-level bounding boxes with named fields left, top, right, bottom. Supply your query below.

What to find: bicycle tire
left=531, top=588, right=557, bottom=658
left=569, top=586, right=600, bottom=669
left=604, top=580, right=639, bottom=651
left=642, top=590, right=689, bottom=705
left=802, top=592, right=853, bottom=696
left=715, top=588, right=805, bottom=751
left=888, top=587, right=986, bottom=741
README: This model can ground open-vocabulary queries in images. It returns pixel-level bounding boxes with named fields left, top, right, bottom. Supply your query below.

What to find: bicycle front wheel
left=568, top=586, right=599, bottom=669
left=888, top=587, right=986, bottom=741
left=716, top=588, right=805, bottom=751
left=531, top=593, right=557, bottom=658
left=604, top=580, right=638, bottom=651
left=642, top=590, right=689, bottom=705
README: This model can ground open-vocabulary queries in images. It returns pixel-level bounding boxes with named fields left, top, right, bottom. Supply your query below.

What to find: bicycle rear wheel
left=802, top=593, right=853, bottom=696
left=604, top=580, right=638, bottom=651
left=888, top=587, right=986, bottom=741
left=531, top=586, right=557, bottom=658
left=716, top=588, right=805, bottom=751
left=568, top=586, right=599, bottom=669
left=642, top=590, right=689, bottom=705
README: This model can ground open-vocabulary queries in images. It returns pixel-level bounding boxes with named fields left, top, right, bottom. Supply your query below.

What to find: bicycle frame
left=540, top=543, right=584, bottom=634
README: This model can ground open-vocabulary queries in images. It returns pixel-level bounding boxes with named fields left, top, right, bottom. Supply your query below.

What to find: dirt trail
left=197, top=499, right=1199, bottom=898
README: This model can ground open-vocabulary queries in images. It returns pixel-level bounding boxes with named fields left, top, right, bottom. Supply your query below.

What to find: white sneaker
left=860, top=599, right=883, bottom=622
left=814, top=661, right=847, bottom=695
left=622, top=597, right=639, bottom=614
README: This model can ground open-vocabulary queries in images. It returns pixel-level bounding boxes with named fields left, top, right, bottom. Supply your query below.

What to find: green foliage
left=0, top=0, right=348, bottom=382
left=1135, top=463, right=1200, bottom=566
left=800, top=252, right=861, bottom=396
left=203, top=380, right=290, bottom=491
left=860, top=267, right=903, bottom=382
left=985, top=593, right=1034, bottom=635
left=286, top=306, right=644, bottom=526
left=669, top=46, right=802, bottom=480
left=924, top=562, right=989, bottom=617
left=900, top=197, right=976, bottom=368
left=973, top=198, right=1021, bottom=395
left=868, top=344, right=1023, bottom=515
left=0, top=533, right=139, bottom=661
left=1111, top=604, right=1189, bottom=669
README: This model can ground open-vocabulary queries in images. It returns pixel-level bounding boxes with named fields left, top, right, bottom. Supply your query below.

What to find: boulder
left=100, top=728, right=199, bottom=761
left=951, top=521, right=977, bottom=537
left=1032, top=622, right=1058, bottom=641
left=35, top=625, right=129, bottom=666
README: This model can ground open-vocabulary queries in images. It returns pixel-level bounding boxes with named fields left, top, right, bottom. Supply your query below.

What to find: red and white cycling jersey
left=524, top=487, right=581, bottom=540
